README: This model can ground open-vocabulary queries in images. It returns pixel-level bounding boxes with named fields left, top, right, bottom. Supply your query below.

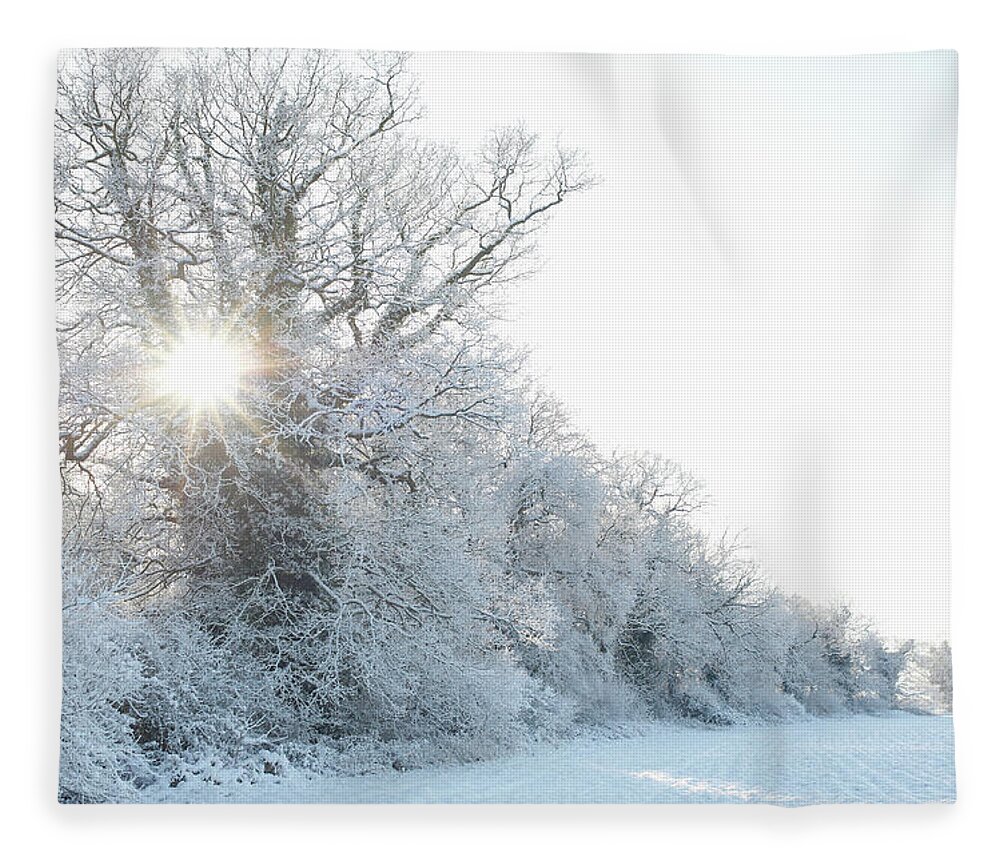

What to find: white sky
left=411, top=52, right=956, bottom=641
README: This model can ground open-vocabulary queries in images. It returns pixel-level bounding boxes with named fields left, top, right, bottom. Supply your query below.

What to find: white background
left=1, top=2, right=996, bottom=857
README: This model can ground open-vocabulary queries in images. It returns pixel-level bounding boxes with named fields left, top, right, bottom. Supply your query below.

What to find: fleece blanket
left=56, top=49, right=956, bottom=804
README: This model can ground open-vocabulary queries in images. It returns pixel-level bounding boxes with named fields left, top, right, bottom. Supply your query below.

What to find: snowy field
left=156, top=713, right=954, bottom=805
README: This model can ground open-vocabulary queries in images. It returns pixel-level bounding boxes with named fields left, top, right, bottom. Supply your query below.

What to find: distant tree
left=929, top=641, right=954, bottom=711
left=899, top=640, right=953, bottom=714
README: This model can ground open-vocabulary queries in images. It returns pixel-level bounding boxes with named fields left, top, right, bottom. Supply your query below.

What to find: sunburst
left=147, top=321, right=258, bottom=422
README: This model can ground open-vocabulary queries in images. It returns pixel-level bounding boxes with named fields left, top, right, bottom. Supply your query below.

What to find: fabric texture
left=56, top=49, right=956, bottom=804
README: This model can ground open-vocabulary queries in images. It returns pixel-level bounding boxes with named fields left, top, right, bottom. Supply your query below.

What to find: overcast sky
left=411, top=52, right=957, bottom=641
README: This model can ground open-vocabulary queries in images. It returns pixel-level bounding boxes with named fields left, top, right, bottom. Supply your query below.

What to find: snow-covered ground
left=156, top=713, right=954, bottom=805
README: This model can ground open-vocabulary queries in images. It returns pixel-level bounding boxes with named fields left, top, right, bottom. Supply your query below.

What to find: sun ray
left=147, top=321, right=258, bottom=423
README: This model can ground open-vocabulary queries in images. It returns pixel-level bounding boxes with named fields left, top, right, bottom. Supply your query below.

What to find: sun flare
left=150, top=325, right=253, bottom=416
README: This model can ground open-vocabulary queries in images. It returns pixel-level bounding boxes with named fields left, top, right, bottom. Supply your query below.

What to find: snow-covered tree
left=897, top=640, right=953, bottom=714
